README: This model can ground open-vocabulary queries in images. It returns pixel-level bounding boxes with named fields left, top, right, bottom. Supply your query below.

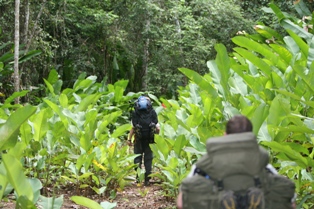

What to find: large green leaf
left=76, top=93, right=101, bottom=112
left=206, top=60, right=224, bottom=97
left=270, top=44, right=292, bottom=65
left=2, top=154, right=34, bottom=201
left=59, top=93, right=69, bottom=108
left=32, top=109, right=48, bottom=141
left=113, top=79, right=129, bottom=103
left=0, top=105, right=36, bottom=151
left=282, top=21, right=313, bottom=42
left=29, top=178, right=42, bottom=203
left=178, top=68, right=217, bottom=98
left=80, top=135, right=92, bottom=152
left=43, top=99, right=69, bottom=127
left=0, top=173, right=8, bottom=200
left=16, top=196, right=37, bottom=209
left=308, top=38, right=314, bottom=68
left=286, top=29, right=309, bottom=57
left=267, top=3, right=286, bottom=21
left=214, top=44, right=230, bottom=99
left=231, top=61, right=264, bottom=94
left=73, top=77, right=95, bottom=92
left=154, top=135, right=170, bottom=160
left=2, top=90, right=29, bottom=108
left=47, top=69, right=59, bottom=85
left=186, top=104, right=203, bottom=128
left=233, top=48, right=272, bottom=77
left=111, top=124, right=132, bottom=138
left=262, top=141, right=308, bottom=168
left=70, top=196, right=103, bottom=209
left=275, top=89, right=314, bottom=108
left=293, top=64, right=314, bottom=93
left=253, top=25, right=283, bottom=41
left=44, top=79, right=56, bottom=96
left=37, top=195, right=64, bottom=209
left=248, top=103, right=269, bottom=136
left=175, top=110, right=191, bottom=132
left=0, top=42, right=12, bottom=51
left=97, top=111, right=122, bottom=133
left=100, top=201, right=117, bottom=209
left=294, top=0, right=312, bottom=16
left=173, top=135, right=188, bottom=156
left=267, top=95, right=291, bottom=139
left=232, top=36, right=287, bottom=72
left=163, top=123, right=178, bottom=139
left=18, top=50, right=41, bottom=63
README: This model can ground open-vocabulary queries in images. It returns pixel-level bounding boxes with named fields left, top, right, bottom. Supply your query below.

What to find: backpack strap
left=194, top=167, right=210, bottom=179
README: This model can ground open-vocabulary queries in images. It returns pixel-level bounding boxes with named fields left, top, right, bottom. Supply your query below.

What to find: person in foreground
left=176, top=115, right=296, bottom=209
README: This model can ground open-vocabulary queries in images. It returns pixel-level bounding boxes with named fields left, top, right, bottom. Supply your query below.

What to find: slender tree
left=14, top=0, right=20, bottom=104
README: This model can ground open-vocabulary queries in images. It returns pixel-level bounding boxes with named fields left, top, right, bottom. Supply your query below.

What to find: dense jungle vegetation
left=0, top=0, right=314, bottom=208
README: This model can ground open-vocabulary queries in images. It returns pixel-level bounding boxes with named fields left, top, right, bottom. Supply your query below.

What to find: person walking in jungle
left=128, top=96, right=160, bottom=186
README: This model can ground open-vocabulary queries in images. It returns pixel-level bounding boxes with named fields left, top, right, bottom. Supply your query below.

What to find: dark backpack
left=180, top=132, right=295, bottom=209
left=132, top=97, right=157, bottom=142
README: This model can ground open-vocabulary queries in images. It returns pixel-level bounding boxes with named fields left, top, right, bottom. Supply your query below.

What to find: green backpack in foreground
left=180, top=132, right=295, bottom=209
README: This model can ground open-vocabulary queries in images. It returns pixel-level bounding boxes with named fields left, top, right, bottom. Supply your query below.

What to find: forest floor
left=0, top=181, right=177, bottom=209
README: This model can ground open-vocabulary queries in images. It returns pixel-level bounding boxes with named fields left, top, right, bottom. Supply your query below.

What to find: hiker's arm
left=128, top=111, right=135, bottom=144
left=176, top=191, right=183, bottom=209
left=292, top=202, right=296, bottom=209
left=156, top=123, right=160, bottom=134
left=152, top=110, right=160, bottom=134
left=291, top=193, right=297, bottom=209
left=129, top=127, right=134, bottom=141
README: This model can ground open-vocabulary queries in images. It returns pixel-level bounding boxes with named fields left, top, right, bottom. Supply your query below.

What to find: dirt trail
left=0, top=183, right=176, bottom=209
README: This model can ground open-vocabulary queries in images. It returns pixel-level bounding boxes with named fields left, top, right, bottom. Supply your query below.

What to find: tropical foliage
left=153, top=2, right=314, bottom=208
left=0, top=71, right=145, bottom=208
left=0, top=1, right=314, bottom=209
left=0, top=0, right=255, bottom=99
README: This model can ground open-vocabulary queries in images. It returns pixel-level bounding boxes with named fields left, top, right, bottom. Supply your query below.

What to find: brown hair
left=226, top=115, right=253, bottom=134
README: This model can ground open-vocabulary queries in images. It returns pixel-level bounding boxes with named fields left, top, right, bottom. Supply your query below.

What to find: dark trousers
left=134, top=135, right=153, bottom=181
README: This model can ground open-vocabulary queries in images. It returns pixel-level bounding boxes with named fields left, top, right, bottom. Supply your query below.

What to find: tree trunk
left=14, top=0, right=20, bottom=104
left=141, top=1, right=151, bottom=91
left=23, top=0, right=29, bottom=43
left=174, top=5, right=187, bottom=86
left=25, top=0, right=47, bottom=53
left=141, top=26, right=150, bottom=91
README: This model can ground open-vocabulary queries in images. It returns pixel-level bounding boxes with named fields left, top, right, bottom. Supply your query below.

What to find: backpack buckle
left=254, top=176, right=261, bottom=188
left=217, top=180, right=224, bottom=191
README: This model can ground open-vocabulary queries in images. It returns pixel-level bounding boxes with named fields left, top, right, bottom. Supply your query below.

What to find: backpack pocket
left=181, top=175, right=220, bottom=209
left=263, top=173, right=295, bottom=209
left=220, top=188, right=265, bottom=209
left=246, top=187, right=265, bottom=209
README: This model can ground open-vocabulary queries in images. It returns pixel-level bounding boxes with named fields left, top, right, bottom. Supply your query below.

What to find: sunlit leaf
left=71, top=196, right=103, bottom=209
left=2, top=154, right=34, bottom=201
left=0, top=105, right=36, bottom=151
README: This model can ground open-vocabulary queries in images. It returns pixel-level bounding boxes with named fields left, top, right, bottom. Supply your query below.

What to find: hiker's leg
left=133, top=139, right=143, bottom=171
left=143, top=142, right=153, bottom=182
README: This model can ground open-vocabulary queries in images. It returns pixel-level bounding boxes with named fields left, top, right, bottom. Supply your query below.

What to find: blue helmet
left=137, top=96, right=150, bottom=110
